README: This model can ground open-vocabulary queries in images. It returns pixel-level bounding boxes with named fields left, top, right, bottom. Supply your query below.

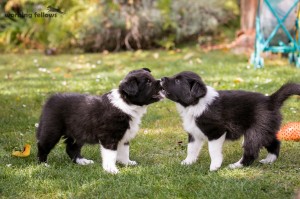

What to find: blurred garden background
left=0, top=0, right=241, bottom=53
left=1, top=0, right=300, bottom=198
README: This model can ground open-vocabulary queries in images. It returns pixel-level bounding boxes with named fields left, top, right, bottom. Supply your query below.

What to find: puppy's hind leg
left=65, top=137, right=94, bottom=165
left=208, top=133, right=226, bottom=171
left=229, top=151, right=259, bottom=169
left=37, top=126, right=62, bottom=164
left=229, top=131, right=261, bottom=169
left=260, top=137, right=280, bottom=164
left=181, top=133, right=205, bottom=165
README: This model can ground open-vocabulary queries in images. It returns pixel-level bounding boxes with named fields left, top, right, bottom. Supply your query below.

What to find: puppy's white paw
left=43, top=163, right=50, bottom=167
left=259, top=159, right=274, bottom=164
left=209, top=164, right=221, bottom=171
left=76, top=158, right=94, bottom=165
left=228, top=158, right=243, bottom=169
left=259, top=154, right=277, bottom=164
left=228, top=162, right=243, bottom=169
left=117, top=160, right=137, bottom=166
left=181, top=158, right=196, bottom=165
left=103, top=164, right=119, bottom=174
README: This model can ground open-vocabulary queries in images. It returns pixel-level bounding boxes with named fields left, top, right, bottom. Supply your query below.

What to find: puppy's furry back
left=269, top=83, right=300, bottom=108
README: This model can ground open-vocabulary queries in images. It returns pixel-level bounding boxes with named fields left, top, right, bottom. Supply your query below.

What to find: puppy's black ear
left=142, top=68, right=151, bottom=73
left=120, top=78, right=138, bottom=96
left=191, top=81, right=207, bottom=98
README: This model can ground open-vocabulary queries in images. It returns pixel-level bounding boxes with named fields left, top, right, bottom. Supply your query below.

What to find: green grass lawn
left=0, top=47, right=299, bottom=199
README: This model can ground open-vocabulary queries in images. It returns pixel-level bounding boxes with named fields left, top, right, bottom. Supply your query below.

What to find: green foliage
left=0, top=0, right=238, bottom=52
left=0, top=0, right=90, bottom=52
left=171, top=0, right=231, bottom=38
left=80, top=0, right=238, bottom=51
left=46, top=1, right=90, bottom=50
left=79, top=1, right=165, bottom=51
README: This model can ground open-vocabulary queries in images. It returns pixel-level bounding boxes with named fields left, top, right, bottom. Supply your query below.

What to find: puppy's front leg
left=181, top=134, right=205, bottom=165
left=208, top=133, right=226, bottom=171
left=100, top=145, right=119, bottom=174
left=117, top=142, right=137, bottom=166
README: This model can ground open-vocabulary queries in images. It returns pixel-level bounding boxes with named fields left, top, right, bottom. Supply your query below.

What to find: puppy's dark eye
left=175, top=79, right=180, bottom=84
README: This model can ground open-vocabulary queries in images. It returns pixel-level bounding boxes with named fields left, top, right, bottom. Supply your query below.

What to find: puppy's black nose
left=161, top=77, right=168, bottom=82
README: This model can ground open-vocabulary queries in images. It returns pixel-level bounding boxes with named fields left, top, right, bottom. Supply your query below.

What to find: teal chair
left=251, top=0, right=300, bottom=68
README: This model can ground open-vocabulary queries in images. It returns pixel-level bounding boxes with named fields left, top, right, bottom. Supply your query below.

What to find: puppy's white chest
left=122, top=116, right=141, bottom=143
left=121, top=107, right=147, bottom=143
left=108, top=89, right=147, bottom=143
left=177, top=104, right=207, bottom=140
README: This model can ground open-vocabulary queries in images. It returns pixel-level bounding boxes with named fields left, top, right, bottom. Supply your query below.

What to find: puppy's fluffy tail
left=269, top=83, right=300, bottom=108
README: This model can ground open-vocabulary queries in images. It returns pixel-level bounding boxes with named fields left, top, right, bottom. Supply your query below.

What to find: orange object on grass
left=277, top=122, right=300, bottom=141
left=12, top=144, right=31, bottom=157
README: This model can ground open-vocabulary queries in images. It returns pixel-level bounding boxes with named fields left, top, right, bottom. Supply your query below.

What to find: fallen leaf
left=12, top=144, right=31, bottom=157
left=64, top=73, right=73, bottom=78
left=233, top=77, right=244, bottom=84
left=53, top=67, right=61, bottom=73
left=183, top=53, right=194, bottom=60
left=196, top=58, right=202, bottom=64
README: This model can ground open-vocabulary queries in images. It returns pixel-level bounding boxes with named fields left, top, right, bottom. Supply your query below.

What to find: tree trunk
left=240, top=0, right=258, bottom=31
left=202, top=0, right=259, bottom=53
left=230, top=0, right=258, bottom=53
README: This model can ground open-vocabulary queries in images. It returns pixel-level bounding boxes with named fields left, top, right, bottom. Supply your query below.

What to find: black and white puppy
left=37, top=68, right=163, bottom=174
left=161, top=71, right=300, bottom=171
